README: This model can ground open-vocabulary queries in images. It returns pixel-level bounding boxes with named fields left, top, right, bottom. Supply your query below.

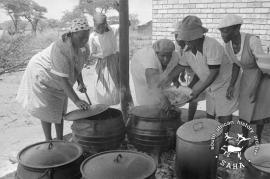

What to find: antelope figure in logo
left=224, top=132, right=234, bottom=141
left=221, top=145, right=244, bottom=160
left=236, top=134, right=251, bottom=145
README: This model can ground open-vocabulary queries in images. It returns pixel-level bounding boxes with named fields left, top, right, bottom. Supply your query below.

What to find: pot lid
left=81, top=150, right=156, bottom=179
left=18, top=141, right=82, bottom=169
left=130, top=105, right=180, bottom=119
left=177, top=118, right=222, bottom=142
left=64, top=104, right=109, bottom=121
left=244, top=144, right=270, bottom=172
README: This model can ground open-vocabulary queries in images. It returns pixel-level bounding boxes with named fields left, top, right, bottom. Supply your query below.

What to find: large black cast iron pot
left=80, top=150, right=157, bottom=179
left=126, top=105, right=182, bottom=153
left=16, top=140, right=84, bottom=179
left=243, top=143, right=270, bottom=179
left=68, top=106, right=125, bottom=155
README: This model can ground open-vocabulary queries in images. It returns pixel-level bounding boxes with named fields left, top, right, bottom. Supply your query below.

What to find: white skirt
left=16, top=60, right=68, bottom=124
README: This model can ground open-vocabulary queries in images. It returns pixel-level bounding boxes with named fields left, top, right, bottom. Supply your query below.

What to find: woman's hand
left=180, top=72, right=186, bottom=83
left=173, top=80, right=181, bottom=88
left=77, top=83, right=87, bottom=93
left=160, top=96, right=172, bottom=112
left=226, top=86, right=234, bottom=100
left=75, top=99, right=90, bottom=110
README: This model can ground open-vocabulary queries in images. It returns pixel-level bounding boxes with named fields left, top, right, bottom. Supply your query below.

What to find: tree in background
left=38, top=19, right=61, bottom=32
left=61, top=0, right=139, bottom=28
left=60, top=0, right=121, bottom=28
left=21, top=0, right=47, bottom=35
left=79, top=0, right=119, bottom=15
left=0, top=0, right=24, bottom=34
left=60, top=6, right=84, bottom=27
left=129, top=13, right=139, bottom=30
left=2, top=20, right=28, bottom=35
left=0, top=0, right=47, bottom=35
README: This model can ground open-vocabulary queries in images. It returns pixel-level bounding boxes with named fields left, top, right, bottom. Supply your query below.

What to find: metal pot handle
left=193, top=121, right=204, bottom=131
left=38, top=168, right=54, bottom=179
left=113, top=154, right=123, bottom=163
left=48, top=142, right=53, bottom=150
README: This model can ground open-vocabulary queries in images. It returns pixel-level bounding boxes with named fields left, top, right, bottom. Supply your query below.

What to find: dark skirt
left=95, top=53, right=120, bottom=105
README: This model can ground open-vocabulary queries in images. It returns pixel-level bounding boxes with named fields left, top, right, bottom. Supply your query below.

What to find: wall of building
left=152, top=0, right=270, bottom=51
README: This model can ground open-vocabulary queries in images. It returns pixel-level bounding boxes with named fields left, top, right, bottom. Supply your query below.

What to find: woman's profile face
left=71, top=30, right=90, bottom=48
left=95, top=22, right=107, bottom=34
left=219, top=26, right=235, bottom=43
left=175, top=34, right=185, bottom=49
left=156, top=51, right=173, bottom=68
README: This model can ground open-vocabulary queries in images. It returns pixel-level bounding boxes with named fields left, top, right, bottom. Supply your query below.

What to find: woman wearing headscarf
left=130, top=39, right=180, bottom=110
left=89, top=11, right=121, bottom=105
left=16, top=17, right=91, bottom=141
left=163, top=16, right=238, bottom=145
left=218, top=14, right=270, bottom=144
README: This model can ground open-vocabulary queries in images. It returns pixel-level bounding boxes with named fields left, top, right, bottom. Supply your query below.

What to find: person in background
left=16, top=17, right=91, bottom=141
left=218, top=14, right=270, bottom=145
left=89, top=10, right=121, bottom=105
left=130, top=39, right=179, bottom=110
left=163, top=16, right=238, bottom=146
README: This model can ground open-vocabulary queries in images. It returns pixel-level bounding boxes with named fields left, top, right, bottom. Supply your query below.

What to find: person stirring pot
left=16, top=17, right=91, bottom=141
left=130, top=39, right=180, bottom=111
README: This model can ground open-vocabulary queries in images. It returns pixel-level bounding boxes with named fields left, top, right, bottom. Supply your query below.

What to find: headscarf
left=218, top=14, right=243, bottom=29
left=178, top=15, right=208, bottom=41
left=153, top=39, right=175, bottom=53
left=68, top=17, right=90, bottom=33
left=93, top=13, right=107, bottom=25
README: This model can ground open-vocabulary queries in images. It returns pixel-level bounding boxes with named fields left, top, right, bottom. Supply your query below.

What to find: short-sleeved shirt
left=175, top=44, right=194, bottom=79
left=31, top=38, right=89, bottom=90
left=130, top=47, right=179, bottom=105
left=179, top=36, right=231, bottom=91
left=89, top=24, right=119, bottom=58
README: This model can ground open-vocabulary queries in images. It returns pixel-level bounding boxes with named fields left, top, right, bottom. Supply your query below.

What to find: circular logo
left=210, top=120, right=260, bottom=170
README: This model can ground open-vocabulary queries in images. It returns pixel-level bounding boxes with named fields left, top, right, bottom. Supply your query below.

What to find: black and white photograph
left=0, top=0, right=270, bottom=178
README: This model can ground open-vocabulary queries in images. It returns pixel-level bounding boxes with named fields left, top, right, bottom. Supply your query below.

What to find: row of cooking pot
left=70, top=105, right=183, bottom=154
left=16, top=105, right=270, bottom=179
left=16, top=141, right=157, bottom=179
left=16, top=105, right=177, bottom=179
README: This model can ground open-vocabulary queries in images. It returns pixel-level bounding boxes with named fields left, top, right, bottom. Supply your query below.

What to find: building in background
left=152, top=0, right=270, bottom=52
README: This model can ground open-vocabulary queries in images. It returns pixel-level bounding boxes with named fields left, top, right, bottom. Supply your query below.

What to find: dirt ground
left=1, top=66, right=270, bottom=178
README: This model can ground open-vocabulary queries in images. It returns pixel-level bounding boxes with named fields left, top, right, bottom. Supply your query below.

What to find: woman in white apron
left=218, top=14, right=270, bottom=144
left=89, top=13, right=121, bottom=105
left=16, top=18, right=91, bottom=141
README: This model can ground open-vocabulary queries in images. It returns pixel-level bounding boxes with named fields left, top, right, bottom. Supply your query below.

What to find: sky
left=0, top=0, right=152, bottom=24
